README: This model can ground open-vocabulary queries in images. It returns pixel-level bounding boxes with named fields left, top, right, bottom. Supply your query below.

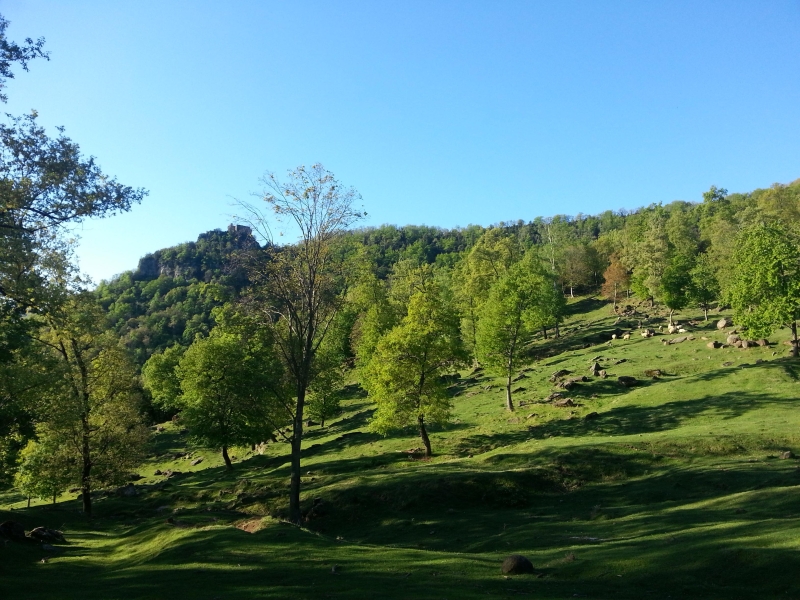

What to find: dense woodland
left=2, top=14, right=800, bottom=527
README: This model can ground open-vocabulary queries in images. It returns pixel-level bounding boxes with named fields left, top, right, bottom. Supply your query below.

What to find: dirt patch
left=235, top=517, right=265, bottom=534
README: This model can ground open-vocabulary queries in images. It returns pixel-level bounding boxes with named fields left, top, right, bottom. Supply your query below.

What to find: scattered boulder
left=511, top=373, right=527, bottom=382
left=558, top=376, right=588, bottom=390
left=641, top=329, right=655, bottom=338
left=727, top=334, right=741, bottom=345
left=589, top=362, right=603, bottom=376
left=618, top=376, right=638, bottom=388
left=28, top=527, right=64, bottom=543
left=584, top=411, right=600, bottom=420
left=667, top=324, right=679, bottom=334
left=512, top=387, right=526, bottom=393
left=549, top=369, right=572, bottom=382
left=501, top=554, right=535, bottom=575
left=553, top=398, right=575, bottom=407
left=305, top=419, right=318, bottom=427
left=644, top=369, right=663, bottom=378
left=707, top=341, right=721, bottom=349
left=0, top=521, right=26, bottom=542
left=717, top=318, right=731, bottom=330
left=756, top=339, right=770, bottom=347
left=666, top=336, right=693, bottom=345
left=723, top=361, right=734, bottom=367
left=733, top=340, right=744, bottom=348
left=545, top=392, right=563, bottom=401
left=190, top=458, right=203, bottom=467
left=614, top=358, right=627, bottom=365
left=598, top=369, right=607, bottom=378
left=780, top=451, right=794, bottom=460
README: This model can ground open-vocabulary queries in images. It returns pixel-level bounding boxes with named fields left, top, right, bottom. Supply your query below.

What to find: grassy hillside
left=2, top=298, right=800, bottom=599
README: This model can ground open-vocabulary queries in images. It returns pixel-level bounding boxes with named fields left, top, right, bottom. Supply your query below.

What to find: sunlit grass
left=2, top=297, right=799, bottom=599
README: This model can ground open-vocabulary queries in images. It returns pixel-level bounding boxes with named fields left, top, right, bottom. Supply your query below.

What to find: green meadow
left=3, top=298, right=799, bottom=600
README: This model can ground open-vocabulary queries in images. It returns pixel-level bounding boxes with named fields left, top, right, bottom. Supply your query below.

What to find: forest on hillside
left=2, top=13, right=800, bottom=527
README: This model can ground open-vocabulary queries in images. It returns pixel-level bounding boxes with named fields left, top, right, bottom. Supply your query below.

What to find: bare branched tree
left=237, top=163, right=364, bottom=523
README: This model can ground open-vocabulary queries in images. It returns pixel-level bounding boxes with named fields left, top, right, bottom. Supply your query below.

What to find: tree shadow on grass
left=530, top=390, right=794, bottom=440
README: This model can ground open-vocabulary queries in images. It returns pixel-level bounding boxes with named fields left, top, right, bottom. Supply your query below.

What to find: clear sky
left=3, top=0, right=799, bottom=283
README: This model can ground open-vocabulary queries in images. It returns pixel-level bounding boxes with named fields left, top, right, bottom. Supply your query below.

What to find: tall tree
left=453, top=228, right=522, bottom=359
left=32, top=293, right=148, bottom=515
left=238, top=164, right=364, bottom=523
left=601, top=254, right=630, bottom=312
left=363, top=285, right=465, bottom=457
left=688, top=252, right=719, bottom=320
left=560, top=243, right=594, bottom=297
left=476, top=255, right=558, bottom=411
left=175, top=329, right=284, bottom=468
left=660, top=254, right=694, bottom=324
left=728, top=223, right=800, bottom=356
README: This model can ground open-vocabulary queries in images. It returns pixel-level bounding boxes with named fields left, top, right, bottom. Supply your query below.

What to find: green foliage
left=728, top=223, right=800, bottom=339
left=14, top=434, right=73, bottom=503
left=660, top=254, right=694, bottom=319
left=141, top=344, right=185, bottom=411
left=476, top=255, right=558, bottom=410
left=688, top=252, right=720, bottom=319
left=36, top=295, right=150, bottom=514
left=363, top=284, right=466, bottom=454
left=95, top=226, right=255, bottom=365
left=176, top=329, right=286, bottom=467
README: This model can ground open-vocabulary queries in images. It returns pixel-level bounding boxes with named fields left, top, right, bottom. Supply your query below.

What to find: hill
left=2, top=297, right=798, bottom=599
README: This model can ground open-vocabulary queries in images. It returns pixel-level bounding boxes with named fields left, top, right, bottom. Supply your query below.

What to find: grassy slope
left=2, top=298, right=800, bottom=600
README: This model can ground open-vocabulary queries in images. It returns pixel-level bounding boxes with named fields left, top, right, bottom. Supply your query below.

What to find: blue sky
left=3, top=0, right=799, bottom=283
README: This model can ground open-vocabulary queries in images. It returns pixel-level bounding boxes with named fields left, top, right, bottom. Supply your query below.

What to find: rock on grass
left=501, top=554, right=534, bottom=575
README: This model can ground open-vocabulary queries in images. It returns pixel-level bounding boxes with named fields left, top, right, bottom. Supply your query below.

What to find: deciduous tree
left=175, top=329, right=285, bottom=468
left=33, top=293, right=149, bottom=515
left=476, top=255, right=558, bottom=411
left=238, top=164, right=364, bottom=523
left=728, top=223, right=800, bottom=356
left=363, top=285, right=465, bottom=457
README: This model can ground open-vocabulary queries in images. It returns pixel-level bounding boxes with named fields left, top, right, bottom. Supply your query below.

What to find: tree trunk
left=505, top=371, right=514, bottom=412
left=418, top=415, right=432, bottom=457
left=27, top=496, right=30, bottom=508
left=703, top=305, right=708, bottom=321
left=52, top=492, right=56, bottom=505
left=81, top=482, right=92, bottom=516
left=555, top=323, right=560, bottom=338
left=81, top=416, right=92, bottom=516
left=542, top=327, right=548, bottom=340
left=792, top=321, right=798, bottom=358
left=221, top=445, right=233, bottom=469
left=570, top=286, right=574, bottom=298
left=288, top=386, right=306, bottom=524
left=613, top=282, right=617, bottom=313
left=668, top=309, right=674, bottom=325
